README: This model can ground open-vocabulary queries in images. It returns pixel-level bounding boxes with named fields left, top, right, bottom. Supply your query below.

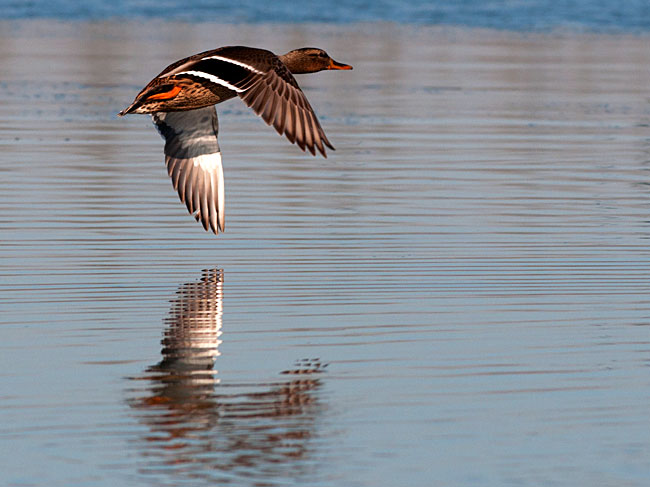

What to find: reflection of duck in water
left=127, top=269, right=327, bottom=484
left=144, top=268, right=224, bottom=405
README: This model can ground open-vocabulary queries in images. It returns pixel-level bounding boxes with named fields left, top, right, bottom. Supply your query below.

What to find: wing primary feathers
left=192, top=166, right=202, bottom=224
left=226, top=54, right=334, bottom=157
left=176, top=158, right=189, bottom=203
left=251, top=85, right=270, bottom=115
left=262, top=90, right=279, bottom=125
left=274, top=87, right=288, bottom=136
left=301, top=108, right=314, bottom=154
left=207, top=176, right=218, bottom=233
left=303, top=110, right=316, bottom=156
left=184, top=165, right=195, bottom=214
left=293, top=104, right=305, bottom=151
left=306, top=110, right=325, bottom=157
left=153, top=107, right=224, bottom=235
left=284, top=102, right=296, bottom=144
left=199, top=170, right=210, bottom=232
left=167, top=157, right=180, bottom=188
left=322, top=131, right=335, bottom=151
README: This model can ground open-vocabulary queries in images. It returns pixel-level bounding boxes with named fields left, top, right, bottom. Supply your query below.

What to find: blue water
left=4, top=0, right=650, bottom=32
left=2, top=15, right=650, bottom=487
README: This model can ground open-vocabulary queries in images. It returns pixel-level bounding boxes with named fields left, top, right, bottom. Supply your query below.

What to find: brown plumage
left=119, top=46, right=352, bottom=234
left=120, top=46, right=352, bottom=157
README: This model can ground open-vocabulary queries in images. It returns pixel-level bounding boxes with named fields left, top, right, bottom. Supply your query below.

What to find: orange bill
left=328, top=59, right=353, bottom=70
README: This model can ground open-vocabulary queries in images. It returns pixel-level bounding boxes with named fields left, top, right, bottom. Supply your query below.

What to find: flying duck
left=119, top=46, right=352, bottom=234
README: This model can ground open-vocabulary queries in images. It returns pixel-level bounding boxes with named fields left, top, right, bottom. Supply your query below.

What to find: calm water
left=2, top=19, right=650, bottom=487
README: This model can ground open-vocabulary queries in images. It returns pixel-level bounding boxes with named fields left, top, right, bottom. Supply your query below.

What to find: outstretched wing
left=167, top=46, right=334, bottom=157
left=237, top=56, right=334, bottom=157
left=152, top=106, right=225, bottom=234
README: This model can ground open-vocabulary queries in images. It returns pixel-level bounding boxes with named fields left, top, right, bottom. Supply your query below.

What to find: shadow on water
left=126, top=269, right=327, bottom=485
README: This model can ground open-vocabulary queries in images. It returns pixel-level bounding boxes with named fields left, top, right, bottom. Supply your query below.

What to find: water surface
left=1, top=20, right=650, bottom=487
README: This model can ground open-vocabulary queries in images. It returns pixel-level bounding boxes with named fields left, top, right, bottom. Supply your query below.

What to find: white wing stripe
left=176, top=70, right=244, bottom=93
left=201, top=55, right=264, bottom=74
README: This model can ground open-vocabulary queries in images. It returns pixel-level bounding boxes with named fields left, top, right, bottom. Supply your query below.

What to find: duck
left=119, top=46, right=352, bottom=234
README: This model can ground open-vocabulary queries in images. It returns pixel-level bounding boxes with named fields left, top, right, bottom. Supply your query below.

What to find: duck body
left=119, top=45, right=352, bottom=234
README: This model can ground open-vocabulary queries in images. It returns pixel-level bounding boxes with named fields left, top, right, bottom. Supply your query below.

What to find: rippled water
left=2, top=21, right=650, bottom=487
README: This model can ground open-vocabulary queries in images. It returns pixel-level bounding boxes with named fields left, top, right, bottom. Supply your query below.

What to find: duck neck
left=279, top=50, right=310, bottom=74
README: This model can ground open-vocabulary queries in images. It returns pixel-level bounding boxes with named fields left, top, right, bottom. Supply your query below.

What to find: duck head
left=279, top=48, right=353, bottom=74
